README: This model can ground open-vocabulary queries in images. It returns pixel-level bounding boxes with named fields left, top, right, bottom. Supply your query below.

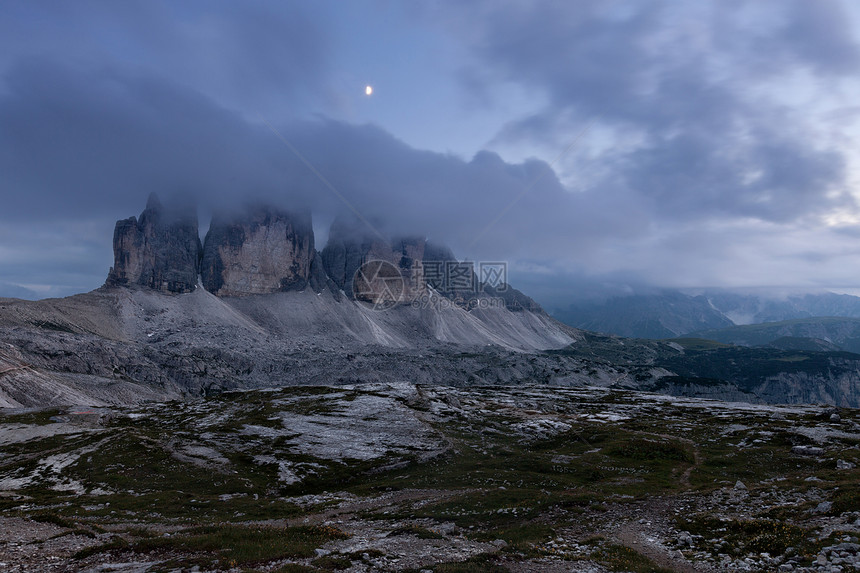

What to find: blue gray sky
left=3, top=0, right=860, bottom=304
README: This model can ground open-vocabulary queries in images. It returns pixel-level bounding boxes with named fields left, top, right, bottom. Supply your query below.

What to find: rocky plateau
left=1, top=384, right=860, bottom=572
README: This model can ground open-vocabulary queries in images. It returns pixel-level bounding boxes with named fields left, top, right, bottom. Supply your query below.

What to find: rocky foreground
left=1, top=384, right=860, bottom=572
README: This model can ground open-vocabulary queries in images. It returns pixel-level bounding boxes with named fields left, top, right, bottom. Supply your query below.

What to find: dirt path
left=679, top=445, right=702, bottom=490
left=610, top=432, right=707, bottom=572
left=615, top=519, right=712, bottom=573
left=610, top=496, right=719, bottom=573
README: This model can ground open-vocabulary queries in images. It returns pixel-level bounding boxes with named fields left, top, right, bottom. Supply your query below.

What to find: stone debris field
left=1, top=383, right=860, bottom=572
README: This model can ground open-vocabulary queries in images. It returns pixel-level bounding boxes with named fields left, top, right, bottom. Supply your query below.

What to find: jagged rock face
left=308, top=251, right=335, bottom=296
left=105, top=197, right=540, bottom=312
left=321, top=219, right=387, bottom=297
left=106, top=194, right=201, bottom=294
left=321, top=219, right=429, bottom=301
left=394, top=236, right=425, bottom=271
left=201, top=207, right=315, bottom=296
left=319, top=221, right=543, bottom=311
left=420, top=241, right=458, bottom=294
left=483, top=284, right=544, bottom=313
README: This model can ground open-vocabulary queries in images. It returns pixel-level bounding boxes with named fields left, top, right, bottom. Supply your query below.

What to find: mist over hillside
left=552, top=288, right=860, bottom=339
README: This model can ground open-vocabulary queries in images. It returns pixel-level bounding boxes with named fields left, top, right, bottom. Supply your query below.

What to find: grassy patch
left=77, top=523, right=349, bottom=568
left=433, top=552, right=509, bottom=572
left=830, top=482, right=860, bottom=514
left=669, top=338, right=732, bottom=350
left=472, top=523, right=555, bottom=552
left=0, top=408, right=64, bottom=425
left=678, top=515, right=817, bottom=557
left=30, top=511, right=78, bottom=529
left=593, top=542, right=673, bottom=573
left=73, top=536, right=129, bottom=559
left=606, top=437, right=693, bottom=463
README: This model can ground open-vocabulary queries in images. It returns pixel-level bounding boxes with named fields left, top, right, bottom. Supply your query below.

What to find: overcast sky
left=3, top=0, right=860, bottom=305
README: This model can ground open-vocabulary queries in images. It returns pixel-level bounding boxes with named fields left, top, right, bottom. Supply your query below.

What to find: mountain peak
left=105, top=197, right=201, bottom=294
left=145, top=192, right=163, bottom=211
left=105, top=196, right=542, bottom=314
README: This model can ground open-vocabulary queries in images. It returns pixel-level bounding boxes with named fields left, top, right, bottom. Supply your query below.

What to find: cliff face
left=105, top=197, right=542, bottom=313
left=201, top=207, right=316, bottom=296
left=106, top=193, right=201, bottom=294
left=320, top=218, right=429, bottom=303
left=320, top=219, right=386, bottom=297
left=318, top=218, right=544, bottom=312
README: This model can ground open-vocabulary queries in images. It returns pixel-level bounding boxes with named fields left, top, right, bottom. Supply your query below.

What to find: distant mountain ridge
left=692, top=317, right=860, bottom=354
left=553, top=290, right=860, bottom=339
left=552, top=290, right=732, bottom=338
left=705, top=291, right=860, bottom=324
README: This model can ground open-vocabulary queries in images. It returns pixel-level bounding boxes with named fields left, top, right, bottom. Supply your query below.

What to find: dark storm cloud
left=0, top=0, right=330, bottom=116
left=618, top=129, right=847, bottom=221
left=2, top=0, right=860, bottom=299
left=444, top=0, right=858, bottom=223
left=0, top=58, right=594, bottom=294
left=0, top=58, right=271, bottom=221
left=757, top=0, right=860, bottom=74
left=0, top=57, right=551, bottom=230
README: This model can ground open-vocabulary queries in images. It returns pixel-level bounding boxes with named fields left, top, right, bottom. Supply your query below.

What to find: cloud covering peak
left=2, top=0, right=860, bottom=300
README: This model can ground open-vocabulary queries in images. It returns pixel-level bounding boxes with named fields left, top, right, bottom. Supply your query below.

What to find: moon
left=365, top=85, right=373, bottom=96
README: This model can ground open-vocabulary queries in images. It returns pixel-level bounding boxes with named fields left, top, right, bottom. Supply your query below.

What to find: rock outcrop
left=320, top=218, right=388, bottom=297
left=320, top=218, right=429, bottom=302
left=201, top=207, right=316, bottom=296
left=320, top=218, right=369, bottom=293
left=419, top=241, right=542, bottom=312
left=105, top=193, right=201, bottom=294
left=318, top=217, right=544, bottom=311
left=105, top=196, right=543, bottom=313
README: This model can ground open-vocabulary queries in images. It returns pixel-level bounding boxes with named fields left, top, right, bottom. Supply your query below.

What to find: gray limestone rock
left=201, top=206, right=315, bottom=296
left=105, top=193, right=201, bottom=294
left=321, top=219, right=427, bottom=302
left=321, top=217, right=390, bottom=298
